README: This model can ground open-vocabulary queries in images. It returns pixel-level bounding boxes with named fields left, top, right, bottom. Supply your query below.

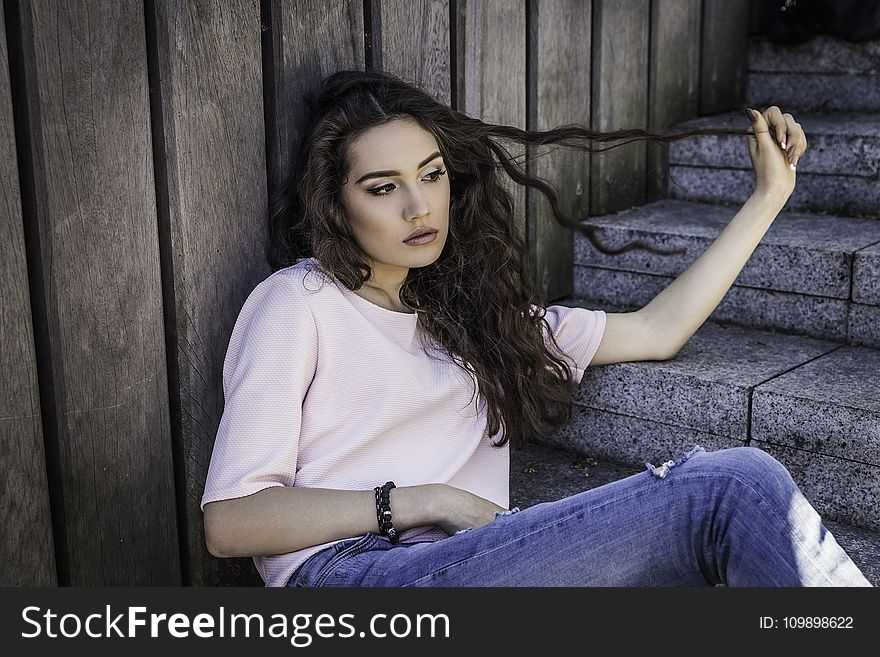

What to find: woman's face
left=340, top=116, right=450, bottom=279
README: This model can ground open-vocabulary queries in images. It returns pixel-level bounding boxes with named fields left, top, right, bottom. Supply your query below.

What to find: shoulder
left=264, top=257, right=333, bottom=295
left=223, top=261, right=325, bottom=377
left=232, top=259, right=336, bottom=340
left=246, top=258, right=334, bottom=312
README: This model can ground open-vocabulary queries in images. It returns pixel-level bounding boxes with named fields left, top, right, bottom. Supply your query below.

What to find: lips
left=403, top=227, right=438, bottom=242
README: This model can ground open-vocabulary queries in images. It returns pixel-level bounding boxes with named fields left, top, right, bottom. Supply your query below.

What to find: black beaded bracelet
left=374, top=481, right=399, bottom=544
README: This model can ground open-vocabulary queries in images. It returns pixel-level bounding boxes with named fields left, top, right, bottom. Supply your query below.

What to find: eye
left=367, top=183, right=396, bottom=196
left=424, top=168, right=447, bottom=182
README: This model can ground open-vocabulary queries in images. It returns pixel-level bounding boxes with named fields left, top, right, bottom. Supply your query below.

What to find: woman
left=201, top=70, right=870, bottom=587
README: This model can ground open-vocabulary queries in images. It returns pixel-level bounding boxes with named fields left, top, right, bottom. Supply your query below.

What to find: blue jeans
left=286, top=446, right=872, bottom=587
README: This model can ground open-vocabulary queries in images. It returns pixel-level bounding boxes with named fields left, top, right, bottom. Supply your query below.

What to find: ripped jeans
left=286, top=445, right=872, bottom=587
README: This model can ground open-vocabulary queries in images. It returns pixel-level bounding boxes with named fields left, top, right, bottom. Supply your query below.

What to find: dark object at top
left=767, top=0, right=880, bottom=45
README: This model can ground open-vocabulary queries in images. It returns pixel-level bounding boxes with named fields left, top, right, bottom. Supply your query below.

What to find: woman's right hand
left=434, top=484, right=509, bottom=536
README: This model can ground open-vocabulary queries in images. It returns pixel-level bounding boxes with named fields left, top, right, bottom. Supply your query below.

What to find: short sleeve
left=200, top=272, right=318, bottom=511
left=531, top=303, right=606, bottom=384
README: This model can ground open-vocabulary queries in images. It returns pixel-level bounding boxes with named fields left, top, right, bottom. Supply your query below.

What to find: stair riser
left=752, top=394, right=880, bottom=465
left=669, top=130, right=880, bottom=177
left=578, top=366, right=747, bottom=438
left=668, top=166, right=880, bottom=218
left=747, top=73, right=880, bottom=113
left=546, top=404, right=739, bottom=468
left=849, top=304, right=880, bottom=347
left=576, top=228, right=854, bottom=299
left=574, top=265, right=850, bottom=342
left=748, top=36, right=880, bottom=75
left=854, top=248, right=880, bottom=304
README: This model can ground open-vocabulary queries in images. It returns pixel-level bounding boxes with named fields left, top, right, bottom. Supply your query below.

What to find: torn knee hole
left=645, top=444, right=705, bottom=480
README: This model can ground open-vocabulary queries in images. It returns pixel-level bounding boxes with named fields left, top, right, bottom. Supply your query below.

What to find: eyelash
left=367, top=169, right=447, bottom=196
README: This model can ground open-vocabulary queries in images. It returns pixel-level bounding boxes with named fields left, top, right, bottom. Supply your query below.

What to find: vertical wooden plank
left=17, top=0, right=178, bottom=584
left=590, top=0, right=650, bottom=215
left=374, top=0, right=451, bottom=104
left=150, top=0, right=277, bottom=586
left=266, top=0, right=365, bottom=194
left=0, top=1, right=56, bottom=586
left=455, top=0, right=527, bottom=256
left=647, top=0, right=701, bottom=202
left=528, top=0, right=591, bottom=301
left=161, top=0, right=365, bottom=585
left=700, top=0, right=750, bottom=114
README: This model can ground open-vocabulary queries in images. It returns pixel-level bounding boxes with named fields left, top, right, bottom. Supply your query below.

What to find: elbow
left=205, top=535, right=226, bottom=559
left=656, top=332, right=686, bottom=361
left=655, top=341, right=682, bottom=361
left=639, top=310, right=681, bottom=362
left=204, top=526, right=226, bottom=559
left=658, top=347, right=680, bottom=361
left=203, top=503, right=234, bottom=558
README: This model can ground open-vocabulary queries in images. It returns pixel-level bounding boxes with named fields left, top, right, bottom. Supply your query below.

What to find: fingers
left=761, top=105, right=808, bottom=169
left=744, top=107, right=774, bottom=152
left=788, top=121, right=807, bottom=168
left=763, top=106, right=788, bottom=148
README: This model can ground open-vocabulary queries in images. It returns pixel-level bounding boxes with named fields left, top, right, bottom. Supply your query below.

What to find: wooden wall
left=1, top=0, right=750, bottom=586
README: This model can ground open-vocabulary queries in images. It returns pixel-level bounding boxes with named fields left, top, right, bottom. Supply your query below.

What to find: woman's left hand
left=760, top=105, right=808, bottom=169
left=744, top=105, right=808, bottom=200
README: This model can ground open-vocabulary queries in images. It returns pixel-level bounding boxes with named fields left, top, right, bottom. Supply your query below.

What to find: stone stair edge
left=576, top=197, right=880, bottom=250
left=570, top=198, right=880, bottom=303
left=553, top=294, right=880, bottom=391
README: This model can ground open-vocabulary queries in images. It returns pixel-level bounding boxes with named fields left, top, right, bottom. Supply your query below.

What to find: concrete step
left=510, top=441, right=879, bottom=586
left=746, top=35, right=880, bottom=113
left=852, top=240, right=880, bottom=347
left=533, top=309, right=880, bottom=533
left=667, top=111, right=880, bottom=217
left=574, top=199, right=880, bottom=345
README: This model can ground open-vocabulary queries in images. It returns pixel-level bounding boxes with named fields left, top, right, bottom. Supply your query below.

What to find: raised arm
left=592, top=106, right=805, bottom=365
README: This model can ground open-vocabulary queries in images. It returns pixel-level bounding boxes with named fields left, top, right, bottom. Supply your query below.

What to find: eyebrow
left=353, top=151, right=443, bottom=185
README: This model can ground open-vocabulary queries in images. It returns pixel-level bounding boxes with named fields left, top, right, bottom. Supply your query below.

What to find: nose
left=404, top=186, right=430, bottom=220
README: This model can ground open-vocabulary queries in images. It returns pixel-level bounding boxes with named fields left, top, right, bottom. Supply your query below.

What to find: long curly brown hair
left=267, top=69, right=750, bottom=450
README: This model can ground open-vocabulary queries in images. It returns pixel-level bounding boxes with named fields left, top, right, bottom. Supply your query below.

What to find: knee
left=713, top=446, right=798, bottom=501
left=731, top=445, right=788, bottom=475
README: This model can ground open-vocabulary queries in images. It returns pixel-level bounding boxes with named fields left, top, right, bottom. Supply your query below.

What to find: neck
left=365, top=260, right=409, bottom=303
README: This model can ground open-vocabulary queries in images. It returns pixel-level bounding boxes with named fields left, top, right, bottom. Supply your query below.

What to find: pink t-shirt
left=201, top=257, right=606, bottom=586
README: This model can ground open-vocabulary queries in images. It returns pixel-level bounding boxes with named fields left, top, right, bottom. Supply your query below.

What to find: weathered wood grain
left=151, top=0, right=273, bottom=586
left=590, top=0, right=649, bottom=215
left=17, top=0, right=178, bottom=584
left=647, top=0, right=701, bottom=202
left=527, top=0, right=592, bottom=301
left=455, top=0, right=527, bottom=260
left=266, top=0, right=365, bottom=193
left=0, top=0, right=57, bottom=586
left=374, top=0, right=451, bottom=104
